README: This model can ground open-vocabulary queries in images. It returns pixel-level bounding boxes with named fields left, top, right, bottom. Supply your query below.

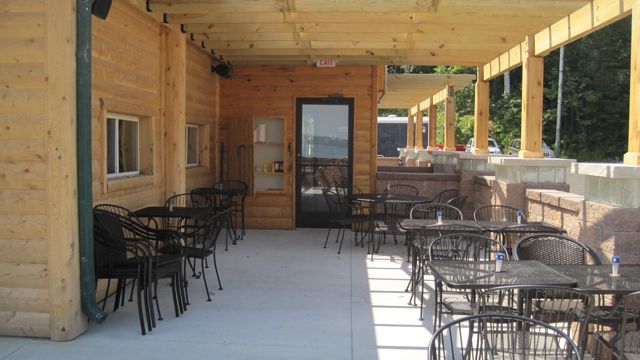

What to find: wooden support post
left=472, top=68, right=490, bottom=155
left=443, top=85, right=457, bottom=151
left=427, top=102, right=438, bottom=151
left=519, top=35, right=545, bottom=158
left=370, top=65, right=378, bottom=191
left=624, top=1, right=640, bottom=165
left=164, top=27, right=187, bottom=196
left=406, top=111, right=415, bottom=148
left=415, top=111, right=424, bottom=148
left=46, top=0, right=86, bottom=341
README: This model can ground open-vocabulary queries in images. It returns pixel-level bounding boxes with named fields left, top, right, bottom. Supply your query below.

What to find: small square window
left=106, top=113, right=139, bottom=177
left=185, top=124, right=199, bottom=167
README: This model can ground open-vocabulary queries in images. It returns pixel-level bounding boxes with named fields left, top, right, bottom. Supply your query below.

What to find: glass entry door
left=296, top=98, right=354, bottom=228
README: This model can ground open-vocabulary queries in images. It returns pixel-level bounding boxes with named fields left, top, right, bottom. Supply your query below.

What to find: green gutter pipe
left=77, top=0, right=107, bottom=323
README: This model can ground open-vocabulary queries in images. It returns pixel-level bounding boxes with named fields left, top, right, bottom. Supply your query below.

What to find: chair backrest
left=201, top=208, right=232, bottom=250
left=429, top=233, right=507, bottom=261
left=498, top=223, right=565, bottom=252
left=617, top=291, right=640, bottom=357
left=474, top=204, right=523, bottom=222
left=93, top=209, right=140, bottom=270
left=431, top=189, right=459, bottom=204
left=514, top=234, right=602, bottom=265
left=416, top=224, right=484, bottom=249
left=410, top=203, right=463, bottom=220
left=322, top=189, right=348, bottom=219
left=164, top=193, right=197, bottom=229
left=445, top=195, right=467, bottom=211
left=477, top=285, right=594, bottom=353
left=213, top=180, right=249, bottom=202
left=388, top=184, right=419, bottom=197
left=428, top=314, right=582, bottom=360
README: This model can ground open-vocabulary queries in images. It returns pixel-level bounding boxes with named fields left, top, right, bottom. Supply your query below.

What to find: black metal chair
left=322, top=189, right=369, bottom=254
left=190, top=187, right=235, bottom=250
left=477, top=285, right=595, bottom=355
left=213, top=180, right=248, bottom=240
left=369, top=197, right=413, bottom=260
left=428, top=314, right=582, bottom=359
left=445, top=195, right=467, bottom=211
left=595, top=291, right=640, bottom=359
left=513, top=234, right=602, bottom=265
left=162, top=208, right=231, bottom=302
left=387, top=184, right=419, bottom=197
left=427, top=233, right=508, bottom=328
left=497, top=223, right=565, bottom=254
left=409, top=203, right=463, bottom=221
left=431, top=189, right=459, bottom=204
left=94, top=208, right=186, bottom=334
left=474, top=204, right=523, bottom=222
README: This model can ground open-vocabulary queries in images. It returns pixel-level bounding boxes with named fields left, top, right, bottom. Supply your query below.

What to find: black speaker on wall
left=92, top=0, right=112, bottom=20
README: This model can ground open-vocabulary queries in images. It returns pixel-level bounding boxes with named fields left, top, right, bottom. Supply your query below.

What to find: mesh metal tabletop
left=401, top=219, right=484, bottom=231
left=131, top=206, right=210, bottom=220
left=429, top=260, right=578, bottom=290
left=349, top=193, right=432, bottom=204
left=474, top=221, right=557, bottom=232
left=549, top=265, right=640, bottom=295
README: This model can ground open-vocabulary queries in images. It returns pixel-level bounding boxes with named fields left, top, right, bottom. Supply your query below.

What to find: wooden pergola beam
left=483, top=0, right=634, bottom=81
left=624, top=1, right=640, bottom=165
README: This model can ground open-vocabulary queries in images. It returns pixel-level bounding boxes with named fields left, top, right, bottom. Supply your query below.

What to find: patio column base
left=487, top=157, right=575, bottom=211
left=471, top=147, right=489, bottom=155
left=624, top=152, right=640, bottom=166
left=573, top=163, right=640, bottom=208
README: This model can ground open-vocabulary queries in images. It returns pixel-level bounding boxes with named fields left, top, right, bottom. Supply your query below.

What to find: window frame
left=185, top=123, right=200, bottom=167
left=106, top=113, right=140, bottom=179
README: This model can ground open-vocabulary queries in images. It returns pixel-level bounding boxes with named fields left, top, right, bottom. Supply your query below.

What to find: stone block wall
left=473, top=176, right=494, bottom=211
left=526, top=189, right=640, bottom=264
left=459, top=171, right=493, bottom=218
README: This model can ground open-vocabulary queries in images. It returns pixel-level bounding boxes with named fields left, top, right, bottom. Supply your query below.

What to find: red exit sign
left=315, top=59, right=337, bottom=67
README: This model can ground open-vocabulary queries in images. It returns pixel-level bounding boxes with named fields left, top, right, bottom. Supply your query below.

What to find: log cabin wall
left=0, top=0, right=219, bottom=339
left=92, top=0, right=219, bottom=207
left=185, top=43, right=219, bottom=191
left=219, top=65, right=378, bottom=229
left=0, top=0, right=85, bottom=339
left=91, top=0, right=165, bottom=208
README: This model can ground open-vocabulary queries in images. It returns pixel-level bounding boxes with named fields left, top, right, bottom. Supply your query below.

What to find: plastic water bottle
left=516, top=211, right=524, bottom=224
left=169, top=199, right=174, bottom=212
left=436, top=211, right=443, bottom=224
left=496, top=253, right=505, bottom=273
left=612, top=256, right=620, bottom=277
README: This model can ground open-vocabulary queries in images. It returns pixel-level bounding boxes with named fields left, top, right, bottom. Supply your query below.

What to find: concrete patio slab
left=0, top=229, right=437, bottom=360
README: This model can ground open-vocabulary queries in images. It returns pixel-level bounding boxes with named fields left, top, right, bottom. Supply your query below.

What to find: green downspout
left=77, top=0, right=107, bottom=323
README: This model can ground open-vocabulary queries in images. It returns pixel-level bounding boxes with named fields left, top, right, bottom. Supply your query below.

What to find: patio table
left=348, top=193, right=432, bottom=257
left=473, top=220, right=558, bottom=232
left=429, top=260, right=578, bottom=291
left=130, top=206, right=210, bottom=221
left=548, top=265, right=640, bottom=296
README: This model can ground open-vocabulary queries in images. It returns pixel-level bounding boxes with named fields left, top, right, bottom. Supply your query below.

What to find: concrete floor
left=0, top=229, right=436, bottom=360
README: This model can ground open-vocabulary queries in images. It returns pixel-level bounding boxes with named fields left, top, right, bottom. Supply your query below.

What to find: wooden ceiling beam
left=165, top=11, right=579, bottom=25
left=483, top=0, right=633, bottom=81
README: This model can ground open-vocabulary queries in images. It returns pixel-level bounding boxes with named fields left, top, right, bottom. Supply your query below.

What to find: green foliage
left=383, top=19, right=631, bottom=161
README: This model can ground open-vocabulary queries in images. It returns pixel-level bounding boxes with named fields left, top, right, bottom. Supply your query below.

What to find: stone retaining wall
left=526, top=189, right=640, bottom=264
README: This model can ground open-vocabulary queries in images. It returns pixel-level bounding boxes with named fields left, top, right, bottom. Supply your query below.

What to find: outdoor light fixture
left=213, top=63, right=232, bottom=79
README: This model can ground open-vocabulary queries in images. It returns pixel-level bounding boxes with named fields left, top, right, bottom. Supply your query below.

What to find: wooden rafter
left=138, top=0, right=599, bottom=66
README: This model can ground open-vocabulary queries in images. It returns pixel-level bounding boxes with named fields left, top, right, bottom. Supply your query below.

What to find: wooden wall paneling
left=92, top=0, right=165, bottom=209
left=185, top=43, right=218, bottom=191
left=45, top=0, right=85, bottom=340
left=220, top=65, right=374, bottom=229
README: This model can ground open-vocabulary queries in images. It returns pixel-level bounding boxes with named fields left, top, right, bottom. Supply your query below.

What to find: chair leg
left=212, top=251, right=223, bottom=291
left=113, top=279, right=122, bottom=312
left=241, top=205, right=246, bottom=239
left=171, top=274, right=180, bottom=318
left=128, top=278, right=135, bottom=302
left=154, top=280, right=163, bottom=321
left=101, top=278, right=111, bottom=311
left=338, top=228, right=347, bottom=254
left=135, top=279, right=146, bottom=335
left=201, top=258, right=212, bottom=302
left=324, top=225, right=332, bottom=248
